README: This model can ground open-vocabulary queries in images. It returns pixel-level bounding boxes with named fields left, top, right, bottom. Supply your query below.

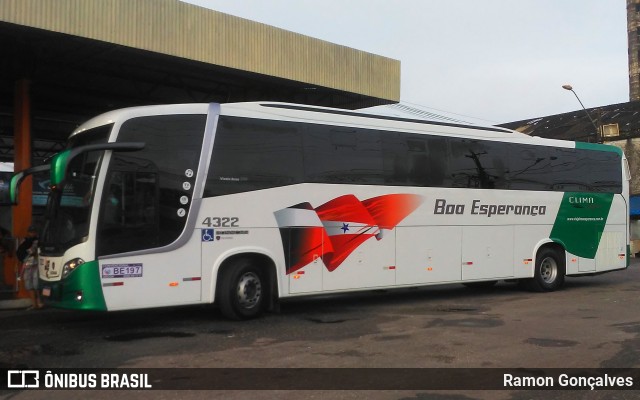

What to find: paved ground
left=2, top=260, right=640, bottom=399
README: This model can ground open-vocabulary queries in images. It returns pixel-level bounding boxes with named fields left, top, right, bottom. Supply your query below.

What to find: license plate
left=42, top=287, right=51, bottom=297
left=102, top=263, right=143, bottom=278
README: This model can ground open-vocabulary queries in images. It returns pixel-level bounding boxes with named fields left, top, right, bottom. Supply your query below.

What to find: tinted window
left=304, top=124, right=383, bottom=184
left=383, top=132, right=449, bottom=187
left=98, top=167, right=159, bottom=254
left=97, top=114, right=206, bottom=256
left=587, top=150, right=622, bottom=192
left=476, top=140, right=508, bottom=189
left=449, top=138, right=506, bottom=189
left=508, top=144, right=551, bottom=191
left=551, top=148, right=591, bottom=192
left=202, top=117, right=622, bottom=195
left=204, top=117, right=304, bottom=197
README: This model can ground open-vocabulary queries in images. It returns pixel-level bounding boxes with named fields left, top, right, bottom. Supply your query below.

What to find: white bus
left=11, top=102, right=630, bottom=319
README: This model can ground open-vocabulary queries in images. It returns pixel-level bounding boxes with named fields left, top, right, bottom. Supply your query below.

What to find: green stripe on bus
left=575, top=141, right=623, bottom=156
left=45, top=260, right=107, bottom=311
left=550, top=192, right=614, bottom=259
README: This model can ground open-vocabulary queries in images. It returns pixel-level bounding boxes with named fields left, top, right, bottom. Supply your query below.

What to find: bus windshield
left=41, top=124, right=112, bottom=255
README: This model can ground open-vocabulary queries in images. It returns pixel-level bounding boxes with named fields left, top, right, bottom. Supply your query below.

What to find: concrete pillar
left=13, top=78, right=32, bottom=237
left=10, top=78, right=32, bottom=298
left=628, top=0, right=640, bottom=101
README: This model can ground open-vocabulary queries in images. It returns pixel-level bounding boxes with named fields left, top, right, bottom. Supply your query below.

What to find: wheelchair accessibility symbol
left=201, top=229, right=215, bottom=242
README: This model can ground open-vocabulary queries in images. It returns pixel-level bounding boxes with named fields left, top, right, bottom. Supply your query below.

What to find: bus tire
left=525, top=247, right=565, bottom=292
left=218, top=259, right=266, bottom=320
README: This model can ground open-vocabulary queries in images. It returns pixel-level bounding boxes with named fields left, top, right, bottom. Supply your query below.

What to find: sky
left=182, top=0, right=629, bottom=125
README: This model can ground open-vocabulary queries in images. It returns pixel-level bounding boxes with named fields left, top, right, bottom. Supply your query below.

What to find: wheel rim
left=236, top=272, right=262, bottom=309
left=539, top=256, right=558, bottom=284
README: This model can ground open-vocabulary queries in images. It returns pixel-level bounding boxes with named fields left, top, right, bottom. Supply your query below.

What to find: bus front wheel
left=524, top=247, right=566, bottom=292
left=218, top=259, right=266, bottom=320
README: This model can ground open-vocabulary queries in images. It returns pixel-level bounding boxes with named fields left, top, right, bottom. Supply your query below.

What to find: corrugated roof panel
left=0, top=0, right=399, bottom=101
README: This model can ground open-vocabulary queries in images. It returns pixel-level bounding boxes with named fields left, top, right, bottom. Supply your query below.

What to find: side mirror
left=11, top=142, right=145, bottom=205
left=50, top=142, right=145, bottom=186
left=10, top=164, right=51, bottom=205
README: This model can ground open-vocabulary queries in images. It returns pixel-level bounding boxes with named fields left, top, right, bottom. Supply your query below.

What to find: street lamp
left=562, top=84, right=600, bottom=142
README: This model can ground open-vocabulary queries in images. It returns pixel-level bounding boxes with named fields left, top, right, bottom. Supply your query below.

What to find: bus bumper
left=40, top=260, right=107, bottom=311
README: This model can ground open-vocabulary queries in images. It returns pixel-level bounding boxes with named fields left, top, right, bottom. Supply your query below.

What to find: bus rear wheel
left=523, top=247, right=565, bottom=292
left=218, top=259, right=266, bottom=320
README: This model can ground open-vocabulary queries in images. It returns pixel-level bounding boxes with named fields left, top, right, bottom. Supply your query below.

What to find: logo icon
left=7, top=370, right=40, bottom=388
left=202, top=229, right=214, bottom=242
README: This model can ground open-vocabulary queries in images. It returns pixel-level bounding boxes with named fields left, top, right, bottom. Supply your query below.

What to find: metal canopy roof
left=499, top=101, right=640, bottom=142
left=0, top=0, right=400, bottom=161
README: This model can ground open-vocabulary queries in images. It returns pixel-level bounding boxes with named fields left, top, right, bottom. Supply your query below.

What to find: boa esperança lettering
left=434, top=199, right=546, bottom=217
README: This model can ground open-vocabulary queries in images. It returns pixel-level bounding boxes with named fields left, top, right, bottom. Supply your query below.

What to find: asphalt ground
left=2, top=259, right=640, bottom=400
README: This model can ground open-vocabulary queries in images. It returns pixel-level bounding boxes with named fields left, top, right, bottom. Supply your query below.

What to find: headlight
left=61, top=258, right=85, bottom=279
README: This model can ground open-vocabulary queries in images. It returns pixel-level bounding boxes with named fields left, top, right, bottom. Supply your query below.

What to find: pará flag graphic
left=275, top=194, right=423, bottom=274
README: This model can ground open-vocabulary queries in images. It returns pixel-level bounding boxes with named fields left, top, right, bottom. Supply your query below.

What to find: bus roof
left=70, top=103, right=210, bottom=138
left=220, top=102, right=535, bottom=141
left=68, top=102, right=599, bottom=151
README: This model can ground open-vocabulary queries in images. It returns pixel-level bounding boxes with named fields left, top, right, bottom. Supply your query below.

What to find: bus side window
left=382, top=132, right=449, bottom=188
left=581, top=149, right=622, bottom=193
left=508, top=144, right=551, bottom=191
left=103, top=178, right=123, bottom=226
left=425, top=136, right=449, bottom=187
left=204, top=117, right=304, bottom=196
left=97, top=114, right=206, bottom=257
left=449, top=138, right=485, bottom=188
left=382, top=132, right=410, bottom=185
left=98, top=169, right=160, bottom=255
left=304, top=125, right=383, bottom=185
left=550, top=148, right=590, bottom=192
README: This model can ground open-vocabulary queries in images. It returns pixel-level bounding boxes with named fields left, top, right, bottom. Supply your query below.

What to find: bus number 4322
left=201, top=217, right=239, bottom=228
